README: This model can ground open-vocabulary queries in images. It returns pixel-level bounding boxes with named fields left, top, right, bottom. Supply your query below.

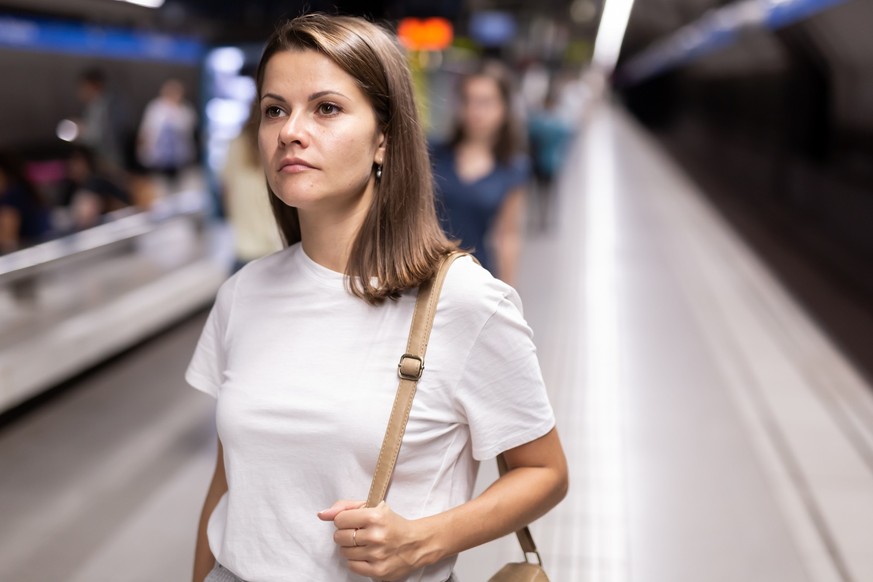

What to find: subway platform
left=1, top=102, right=871, bottom=582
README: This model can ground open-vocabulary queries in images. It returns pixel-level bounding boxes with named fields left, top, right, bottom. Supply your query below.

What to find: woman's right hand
left=319, top=500, right=439, bottom=581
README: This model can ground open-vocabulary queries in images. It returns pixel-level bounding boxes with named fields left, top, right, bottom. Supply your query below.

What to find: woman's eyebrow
left=260, top=92, right=286, bottom=102
left=259, top=90, right=348, bottom=102
left=308, top=90, right=348, bottom=101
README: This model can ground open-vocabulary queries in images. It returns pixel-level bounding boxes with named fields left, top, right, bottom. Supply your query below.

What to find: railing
left=0, top=189, right=225, bottom=413
left=0, top=190, right=210, bottom=298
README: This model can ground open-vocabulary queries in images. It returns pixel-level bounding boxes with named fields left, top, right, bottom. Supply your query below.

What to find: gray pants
left=204, top=562, right=458, bottom=582
left=204, top=562, right=245, bottom=582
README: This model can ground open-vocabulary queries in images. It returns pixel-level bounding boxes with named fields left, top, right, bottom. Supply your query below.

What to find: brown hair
left=256, top=13, right=455, bottom=304
left=448, top=60, right=524, bottom=166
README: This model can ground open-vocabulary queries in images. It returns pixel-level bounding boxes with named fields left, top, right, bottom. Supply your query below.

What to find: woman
left=431, top=62, right=530, bottom=285
left=221, top=103, right=283, bottom=271
left=188, top=14, right=567, bottom=582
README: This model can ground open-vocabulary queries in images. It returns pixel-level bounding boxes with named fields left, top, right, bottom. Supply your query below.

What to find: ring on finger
left=352, top=528, right=359, bottom=547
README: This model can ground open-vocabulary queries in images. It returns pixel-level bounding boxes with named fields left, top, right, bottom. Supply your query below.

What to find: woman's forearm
left=193, top=440, right=227, bottom=582
left=414, top=430, right=568, bottom=567
left=494, top=232, right=521, bottom=286
left=492, top=187, right=526, bottom=285
left=192, top=494, right=220, bottom=581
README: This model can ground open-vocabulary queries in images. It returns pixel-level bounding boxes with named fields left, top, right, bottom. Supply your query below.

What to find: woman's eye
left=317, top=103, right=340, bottom=115
left=264, top=106, right=283, bottom=118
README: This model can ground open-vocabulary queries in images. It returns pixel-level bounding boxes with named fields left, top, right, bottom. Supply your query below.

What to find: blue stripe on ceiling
left=0, top=15, right=204, bottom=64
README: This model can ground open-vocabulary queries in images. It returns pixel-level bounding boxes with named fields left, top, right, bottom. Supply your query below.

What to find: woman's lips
left=278, top=158, right=316, bottom=173
left=279, top=163, right=314, bottom=174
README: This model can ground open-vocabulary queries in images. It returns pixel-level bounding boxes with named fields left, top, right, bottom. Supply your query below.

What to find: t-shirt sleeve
left=453, top=289, right=556, bottom=461
left=185, top=273, right=238, bottom=398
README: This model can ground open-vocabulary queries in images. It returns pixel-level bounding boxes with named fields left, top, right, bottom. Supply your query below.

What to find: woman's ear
left=374, top=131, right=387, bottom=166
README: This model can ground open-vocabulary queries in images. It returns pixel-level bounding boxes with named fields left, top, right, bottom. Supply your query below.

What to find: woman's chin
left=271, top=191, right=321, bottom=210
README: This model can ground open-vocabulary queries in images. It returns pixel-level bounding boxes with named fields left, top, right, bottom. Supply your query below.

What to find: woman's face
left=258, top=50, right=385, bottom=214
left=459, top=75, right=506, bottom=142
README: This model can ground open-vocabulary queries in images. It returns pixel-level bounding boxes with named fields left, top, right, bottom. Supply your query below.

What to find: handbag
left=366, top=251, right=551, bottom=582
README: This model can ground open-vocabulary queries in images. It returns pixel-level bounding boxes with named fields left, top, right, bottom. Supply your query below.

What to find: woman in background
left=431, top=62, right=530, bottom=285
left=221, top=103, right=283, bottom=271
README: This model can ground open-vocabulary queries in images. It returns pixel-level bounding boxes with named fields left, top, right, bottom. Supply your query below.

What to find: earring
left=375, top=164, right=383, bottom=180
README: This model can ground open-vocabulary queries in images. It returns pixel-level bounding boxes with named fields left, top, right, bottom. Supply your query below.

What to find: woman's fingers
left=325, top=502, right=415, bottom=580
left=333, top=502, right=386, bottom=530
left=317, top=499, right=366, bottom=521
left=334, top=527, right=365, bottom=548
left=346, top=558, right=393, bottom=581
left=339, top=544, right=377, bottom=560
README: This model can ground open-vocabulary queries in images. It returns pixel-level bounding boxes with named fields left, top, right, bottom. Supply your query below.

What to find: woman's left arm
left=491, top=186, right=526, bottom=286
left=319, top=427, right=568, bottom=581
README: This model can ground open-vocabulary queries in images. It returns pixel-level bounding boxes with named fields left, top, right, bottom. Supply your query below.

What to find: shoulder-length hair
left=448, top=60, right=524, bottom=166
left=255, top=13, right=456, bottom=305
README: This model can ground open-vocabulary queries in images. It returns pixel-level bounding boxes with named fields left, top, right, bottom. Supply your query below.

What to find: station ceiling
left=0, top=0, right=572, bottom=39
left=2, top=0, right=870, bottom=88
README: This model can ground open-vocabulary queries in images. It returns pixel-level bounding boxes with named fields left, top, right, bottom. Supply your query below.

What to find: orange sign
left=397, top=18, right=453, bottom=51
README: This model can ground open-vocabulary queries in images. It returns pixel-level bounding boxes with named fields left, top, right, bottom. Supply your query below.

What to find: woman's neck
left=297, top=184, right=374, bottom=274
left=454, top=137, right=497, bottom=183
left=459, top=134, right=495, bottom=152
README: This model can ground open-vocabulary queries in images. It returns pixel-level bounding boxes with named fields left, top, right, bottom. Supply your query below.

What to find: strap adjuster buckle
left=397, top=354, right=424, bottom=381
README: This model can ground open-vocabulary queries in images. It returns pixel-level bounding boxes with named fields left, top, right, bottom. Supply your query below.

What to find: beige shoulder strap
left=366, top=251, right=543, bottom=562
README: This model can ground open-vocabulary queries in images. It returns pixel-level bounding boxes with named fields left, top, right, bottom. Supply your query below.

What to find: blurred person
left=137, top=79, right=198, bottom=184
left=221, top=104, right=282, bottom=270
left=61, top=147, right=131, bottom=230
left=520, top=60, right=550, bottom=110
left=0, top=154, right=52, bottom=253
left=527, top=84, right=575, bottom=230
left=555, top=67, right=602, bottom=126
left=76, top=68, right=130, bottom=172
left=431, top=61, right=530, bottom=285
left=187, top=14, right=566, bottom=582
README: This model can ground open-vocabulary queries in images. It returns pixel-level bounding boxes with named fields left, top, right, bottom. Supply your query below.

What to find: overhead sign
left=0, top=15, right=204, bottom=64
left=469, top=11, right=517, bottom=47
left=397, top=17, right=453, bottom=51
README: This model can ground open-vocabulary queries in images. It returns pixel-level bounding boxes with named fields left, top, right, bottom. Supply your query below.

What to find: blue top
left=0, top=184, right=51, bottom=245
left=431, top=142, right=530, bottom=274
left=528, top=112, right=574, bottom=178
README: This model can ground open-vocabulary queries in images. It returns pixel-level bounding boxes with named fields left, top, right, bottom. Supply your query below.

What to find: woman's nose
left=278, top=113, right=308, bottom=147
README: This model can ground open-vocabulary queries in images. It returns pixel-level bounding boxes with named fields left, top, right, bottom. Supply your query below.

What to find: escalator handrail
left=0, top=190, right=209, bottom=284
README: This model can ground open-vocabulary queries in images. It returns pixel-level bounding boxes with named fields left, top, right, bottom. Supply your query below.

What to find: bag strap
left=496, top=454, right=541, bottom=562
left=366, top=251, right=544, bottom=565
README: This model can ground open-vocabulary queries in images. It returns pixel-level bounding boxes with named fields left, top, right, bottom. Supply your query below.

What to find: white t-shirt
left=185, top=243, right=555, bottom=582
